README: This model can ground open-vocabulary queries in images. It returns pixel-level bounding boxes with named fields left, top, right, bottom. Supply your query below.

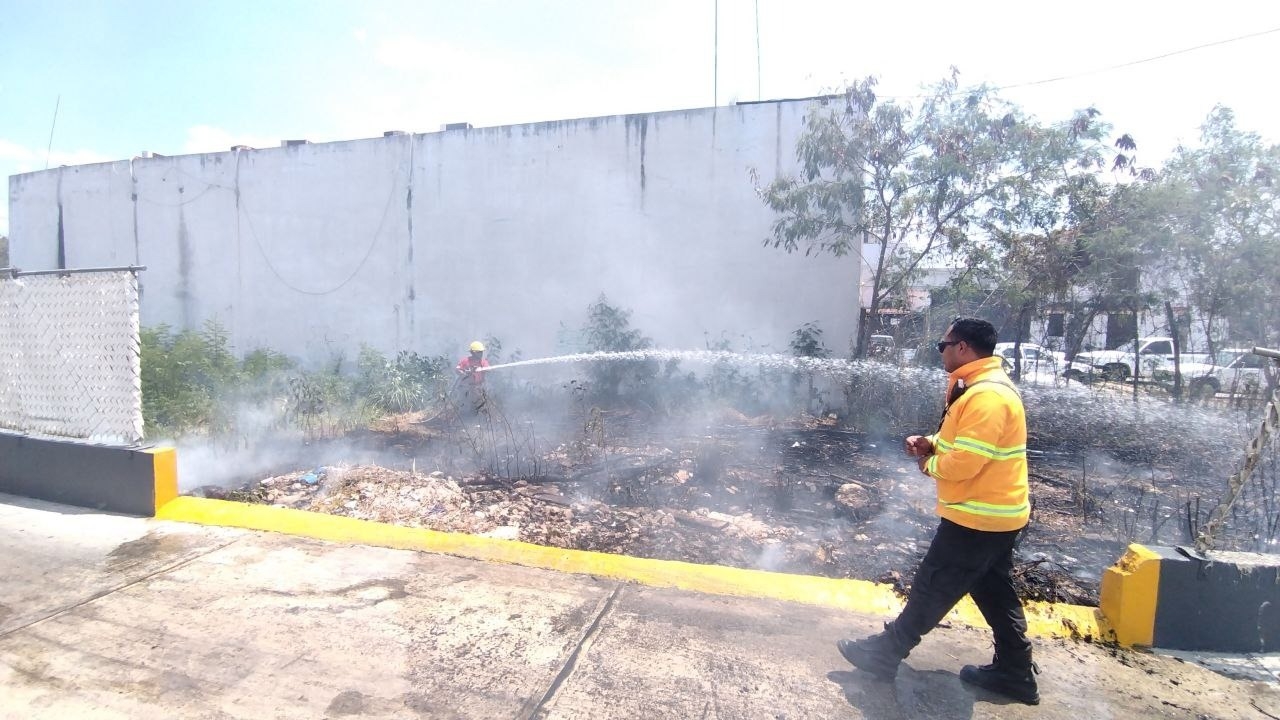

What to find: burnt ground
left=197, top=408, right=1147, bottom=607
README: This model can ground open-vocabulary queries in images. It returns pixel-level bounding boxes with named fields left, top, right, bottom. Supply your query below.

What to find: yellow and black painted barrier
left=1101, top=543, right=1280, bottom=651
left=0, top=433, right=177, bottom=516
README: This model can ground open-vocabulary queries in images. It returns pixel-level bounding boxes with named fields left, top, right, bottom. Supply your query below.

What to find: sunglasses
left=936, top=340, right=961, bottom=353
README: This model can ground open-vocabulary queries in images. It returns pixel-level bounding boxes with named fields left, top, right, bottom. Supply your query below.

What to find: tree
left=0, top=235, right=8, bottom=268
left=756, top=72, right=1057, bottom=357
left=950, top=105, right=1156, bottom=381
left=1162, top=108, right=1280, bottom=353
left=581, top=294, right=657, bottom=402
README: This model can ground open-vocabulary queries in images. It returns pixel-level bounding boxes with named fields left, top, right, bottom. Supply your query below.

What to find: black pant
left=889, top=518, right=1031, bottom=664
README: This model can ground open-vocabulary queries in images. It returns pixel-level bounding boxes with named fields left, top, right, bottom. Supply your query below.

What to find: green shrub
left=581, top=294, right=660, bottom=404
left=141, top=321, right=299, bottom=437
left=140, top=322, right=234, bottom=436
left=789, top=322, right=830, bottom=359
left=356, top=346, right=451, bottom=413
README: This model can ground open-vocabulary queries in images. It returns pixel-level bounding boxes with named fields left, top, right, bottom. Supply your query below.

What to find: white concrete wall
left=9, top=100, right=860, bottom=364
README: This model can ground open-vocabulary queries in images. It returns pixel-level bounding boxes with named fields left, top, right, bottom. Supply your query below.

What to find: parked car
left=994, top=342, right=1063, bottom=377
left=1219, top=349, right=1275, bottom=395
left=868, top=334, right=896, bottom=356
left=1158, top=348, right=1276, bottom=400
left=1063, top=337, right=1212, bottom=382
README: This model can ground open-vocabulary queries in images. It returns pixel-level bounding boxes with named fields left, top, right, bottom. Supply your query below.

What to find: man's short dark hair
left=948, top=317, right=998, bottom=356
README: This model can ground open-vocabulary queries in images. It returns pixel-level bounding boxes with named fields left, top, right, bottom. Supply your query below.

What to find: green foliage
left=702, top=333, right=754, bottom=403
left=584, top=294, right=653, bottom=353
left=755, top=73, right=1167, bottom=359
left=841, top=368, right=940, bottom=439
left=285, top=365, right=378, bottom=439
left=580, top=294, right=659, bottom=403
left=0, top=235, right=8, bottom=267
left=140, top=318, right=478, bottom=439
left=242, top=348, right=293, bottom=380
left=953, top=105, right=1157, bottom=357
left=140, top=320, right=292, bottom=436
left=755, top=73, right=1051, bottom=356
left=787, top=321, right=831, bottom=412
left=287, top=371, right=353, bottom=418
left=141, top=324, right=453, bottom=438
left=1161, top=107, right=1280, bottom=351
left=355, top=346, right=450, bottom=413
left=789, top=322, right=830, bottom=358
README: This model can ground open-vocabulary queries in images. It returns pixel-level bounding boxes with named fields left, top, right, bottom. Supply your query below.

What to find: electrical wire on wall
left=236, top=157, right=406, bottom=296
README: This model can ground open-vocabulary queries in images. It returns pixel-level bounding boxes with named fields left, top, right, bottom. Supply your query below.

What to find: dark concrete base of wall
left=1101, top=543, right=1280, bottom=652
left=0, top=433, right=176, bottom=516
left=1152, top=545, right=1280, bottom=652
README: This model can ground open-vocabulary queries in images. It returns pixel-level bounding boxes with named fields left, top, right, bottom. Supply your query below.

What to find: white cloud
left=182, top=125, right=283, bottom=154
left=329, top=25, right=717, bottom=140
left=0, top=138, right=112, bottom=174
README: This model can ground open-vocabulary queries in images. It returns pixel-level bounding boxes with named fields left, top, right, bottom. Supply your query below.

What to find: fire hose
left=1194, top=346, right=1280, bottom=554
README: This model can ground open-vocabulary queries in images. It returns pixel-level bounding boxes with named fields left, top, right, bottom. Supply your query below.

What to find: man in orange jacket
left=837, top=317, right=1039, bottom=705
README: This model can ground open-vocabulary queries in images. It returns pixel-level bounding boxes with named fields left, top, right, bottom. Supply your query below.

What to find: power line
left=998, top=25, right=1280, bottom=91
left=875, top=25, right=1280, bottom=100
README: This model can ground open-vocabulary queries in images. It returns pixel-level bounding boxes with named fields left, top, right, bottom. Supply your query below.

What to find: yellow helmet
left=469, top=341, right=485, bottom=353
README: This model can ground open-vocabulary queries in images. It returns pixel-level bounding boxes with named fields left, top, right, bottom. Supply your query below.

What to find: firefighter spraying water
left=455, top=341, right=490, bottom=414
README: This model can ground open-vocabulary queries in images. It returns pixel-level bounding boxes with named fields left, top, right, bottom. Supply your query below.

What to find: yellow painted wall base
left=146, top=447, right=178, bottom=512
left=158, top=496, right=1108, bottom=643
left=1099, top=544, right=1161, bottom=647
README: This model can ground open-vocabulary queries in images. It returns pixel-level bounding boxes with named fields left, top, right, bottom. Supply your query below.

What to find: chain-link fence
left=0, top=267, right=144, bottom=444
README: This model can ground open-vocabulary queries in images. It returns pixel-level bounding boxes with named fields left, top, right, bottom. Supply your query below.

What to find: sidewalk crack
left=0, top=535, right=243, bottom=640
left=520, top=583, right=623, bottom=719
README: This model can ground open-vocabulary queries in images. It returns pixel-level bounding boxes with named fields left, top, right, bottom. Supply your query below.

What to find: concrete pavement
left=3, top=493, right=1279, bottom=719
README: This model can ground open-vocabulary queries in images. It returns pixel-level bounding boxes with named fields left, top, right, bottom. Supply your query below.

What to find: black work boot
left=836, top=624, right=909, bottom=681
left=959, top=652, right=1040, bottom=705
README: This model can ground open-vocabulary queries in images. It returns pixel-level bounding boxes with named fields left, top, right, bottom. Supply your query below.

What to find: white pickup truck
left=1152, top=348, right=1276, bottom=399
left=1062, top=337, right=1212, bottom=383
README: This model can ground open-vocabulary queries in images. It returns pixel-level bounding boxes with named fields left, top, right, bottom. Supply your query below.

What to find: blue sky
left=3, top=0, right=1279, bottom=235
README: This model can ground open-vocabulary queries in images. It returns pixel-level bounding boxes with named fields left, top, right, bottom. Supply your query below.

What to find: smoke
left=165, top=339, right=1274, bottom=559
left=1020, top=383, right=1241, bottom=475
left=171, top=398, right=423, bottom=492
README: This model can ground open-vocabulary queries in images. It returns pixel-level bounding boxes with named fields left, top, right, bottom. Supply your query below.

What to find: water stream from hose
left=481, top=349, right=890, bottom=379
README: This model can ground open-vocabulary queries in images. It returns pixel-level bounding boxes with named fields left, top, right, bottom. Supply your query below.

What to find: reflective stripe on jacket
left=925, top=356, right=1029, bottom=532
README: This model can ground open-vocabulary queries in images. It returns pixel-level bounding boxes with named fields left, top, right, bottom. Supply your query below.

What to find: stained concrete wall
left=9, top=100, right=859, bottom=364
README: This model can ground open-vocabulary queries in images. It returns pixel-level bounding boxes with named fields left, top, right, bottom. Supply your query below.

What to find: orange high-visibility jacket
left=925, top=356, right=1030, bottom=532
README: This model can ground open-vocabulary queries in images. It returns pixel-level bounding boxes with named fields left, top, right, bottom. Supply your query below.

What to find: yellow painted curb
left=157, top=496, right=1109, bottom=643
